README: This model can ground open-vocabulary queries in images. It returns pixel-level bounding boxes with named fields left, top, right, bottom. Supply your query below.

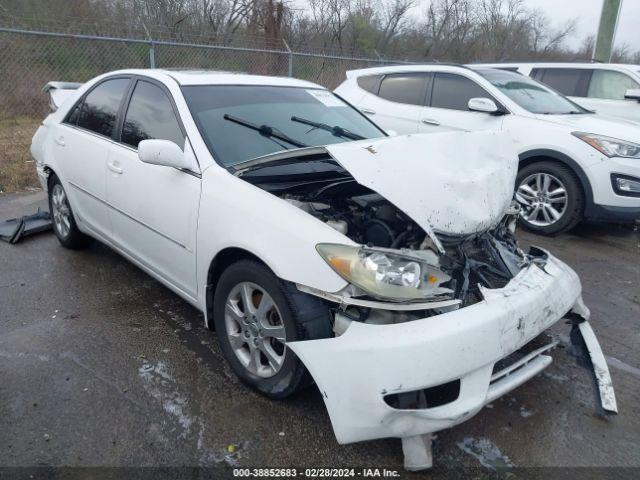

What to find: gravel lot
left=1, top=191, right=639, bottom=479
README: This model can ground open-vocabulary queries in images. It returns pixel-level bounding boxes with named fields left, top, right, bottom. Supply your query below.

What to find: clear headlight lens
left=317, top=244, right=451, bottom=301
left=572, top=132, right=640, bottom=158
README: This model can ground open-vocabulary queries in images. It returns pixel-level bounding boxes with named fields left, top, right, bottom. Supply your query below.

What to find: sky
left=292, top=0, right=640, bottom=53
left=525, top=0, right=640, bottom=51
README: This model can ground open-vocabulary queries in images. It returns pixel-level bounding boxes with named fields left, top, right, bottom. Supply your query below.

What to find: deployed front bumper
left=289, top=255, right=612, bottom=444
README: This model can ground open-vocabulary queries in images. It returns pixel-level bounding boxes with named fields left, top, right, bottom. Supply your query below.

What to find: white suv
left=472, top=62, right=640, bottom=123
left=335, top=65, right=640, bottom=234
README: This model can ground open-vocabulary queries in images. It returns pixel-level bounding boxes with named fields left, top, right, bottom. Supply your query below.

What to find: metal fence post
left=283, top=39, right=293, bottom=77
left=149, top=40, right=156, bottom=68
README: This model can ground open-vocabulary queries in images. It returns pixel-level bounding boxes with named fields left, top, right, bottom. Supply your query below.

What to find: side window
left=77, top=78, right=130, bottom=137
left=537, top=69, right=589, bottom=97
left=121, top=81, right=185, bottom=149
left=357, top=75, right=382, bottom=94
left=377, top=73, right=430, bottom=106
left=65, top=102, right=82, bottom=125
left=587, top=70, right=640, bottom=100
left=430, top=73, right=491, bottom=111
left=530, top=68, right=545, bottom=81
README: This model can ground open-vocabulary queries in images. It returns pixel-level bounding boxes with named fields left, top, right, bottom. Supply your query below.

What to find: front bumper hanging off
left=289, top=255, right=617, bottom=453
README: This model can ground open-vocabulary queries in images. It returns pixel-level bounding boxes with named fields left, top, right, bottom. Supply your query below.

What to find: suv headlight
left=317, top=244, right=452, bottom=301
left=572, top=132, right=640, bottom=158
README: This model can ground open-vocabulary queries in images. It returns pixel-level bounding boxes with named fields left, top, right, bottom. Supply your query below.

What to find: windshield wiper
left=223, top=114, right=308, bottom=148
left=291, top=116, right=365, bottom=140
left=539, top=110, right=586, bottom=115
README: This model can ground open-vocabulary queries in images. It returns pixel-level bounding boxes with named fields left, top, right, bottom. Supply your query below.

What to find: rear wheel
left=515, top=161, right=584, bottom=235
left=213, top=260, right=331, bottom=399
left=48, top=174, right=92, bottom=249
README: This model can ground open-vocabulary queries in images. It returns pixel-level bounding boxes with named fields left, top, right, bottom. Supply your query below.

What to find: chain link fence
left=0, top=26, right=407, bottom=193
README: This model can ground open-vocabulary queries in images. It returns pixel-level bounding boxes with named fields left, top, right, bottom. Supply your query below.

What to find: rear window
left=357, top=75, right=382, bottom=94
left=76, top=78, right=130, bottom=138
left=536, top=69, right=589, bottom=97
left=377, top=73, right=429, bottom=106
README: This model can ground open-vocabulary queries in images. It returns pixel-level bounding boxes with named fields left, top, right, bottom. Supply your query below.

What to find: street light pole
left=593, top=0, right=623, bottom=62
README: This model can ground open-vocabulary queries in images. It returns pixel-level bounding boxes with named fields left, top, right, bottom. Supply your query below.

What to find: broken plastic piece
left=0, top=208, right=52, bottom=244
left=577, top=321, right=618, bottom=414
left=401, top=434, right=433, bottom=471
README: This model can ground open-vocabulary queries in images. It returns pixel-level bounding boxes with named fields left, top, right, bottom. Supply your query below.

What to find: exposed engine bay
left=234, top=136, right=616, bottom=471
left=239, top=155, right=536, bottom=308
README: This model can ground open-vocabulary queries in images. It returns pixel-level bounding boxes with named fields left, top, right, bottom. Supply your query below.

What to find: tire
left=515, top=161, right=584, bottom=235
left=47, top=174, right=92, bottom=249
left=213, top=260, right=332, bottom=399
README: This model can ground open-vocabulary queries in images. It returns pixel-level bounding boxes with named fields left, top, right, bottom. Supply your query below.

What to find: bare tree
left=376, top=0, right=415, bottom=52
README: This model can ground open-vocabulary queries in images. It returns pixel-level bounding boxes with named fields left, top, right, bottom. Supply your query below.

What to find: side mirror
left=386, top=129, right=399, bottom=137
left=624, top=89, right=640, bottom=101
left=468, top=97, right=501, bottom=114
left=138, top=139, right=191, bottom=170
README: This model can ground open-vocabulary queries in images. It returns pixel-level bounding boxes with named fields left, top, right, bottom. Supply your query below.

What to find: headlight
left=316, top=244, right=452, bottom=301
left=572, top=132, right=640, bottom=158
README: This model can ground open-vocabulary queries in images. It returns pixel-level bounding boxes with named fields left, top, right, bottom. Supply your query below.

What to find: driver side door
left=106, top=78, right=201, bottom=300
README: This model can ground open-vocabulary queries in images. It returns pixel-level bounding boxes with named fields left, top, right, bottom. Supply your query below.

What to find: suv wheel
left=213, top=260, right=331, bottom=399
left=515, top=161, right=583, bottom=235
left=48, top=174, right=92, bottom=249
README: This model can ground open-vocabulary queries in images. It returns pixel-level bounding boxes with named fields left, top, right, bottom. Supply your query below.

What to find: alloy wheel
left=223, top=282, right=286, bottom=378
left=516, top=173, right=568, bottom=227
left=51, top=183, right=71, bottom=238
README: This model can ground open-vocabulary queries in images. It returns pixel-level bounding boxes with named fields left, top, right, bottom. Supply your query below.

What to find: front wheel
left=212, top=260, right=331, bottom=399
left=515, top=161, right=584, bottom=235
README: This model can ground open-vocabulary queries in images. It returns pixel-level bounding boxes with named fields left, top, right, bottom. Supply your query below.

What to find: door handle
left=107, top=161, right=123, bottom=174
left=361, top=108, right=376, bottom=115
left=421, top=118, right=440, bottom=126
left=55, top=137, right=65, bottom=147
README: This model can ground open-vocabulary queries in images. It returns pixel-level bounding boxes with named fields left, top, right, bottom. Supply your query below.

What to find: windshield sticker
left=306, top=89, right=346, bottom=107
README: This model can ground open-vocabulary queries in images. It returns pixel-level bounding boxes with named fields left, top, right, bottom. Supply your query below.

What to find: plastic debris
left=0, top=208, right=52, bottom=244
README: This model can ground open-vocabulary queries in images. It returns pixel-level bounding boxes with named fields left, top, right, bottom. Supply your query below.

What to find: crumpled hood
left=325, top=131, right=518, bottom=236
left=536, top=113, right=640, bottom=139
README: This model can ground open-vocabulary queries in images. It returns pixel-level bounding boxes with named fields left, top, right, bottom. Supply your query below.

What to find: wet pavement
left=1, top=191, right=639, bottom=478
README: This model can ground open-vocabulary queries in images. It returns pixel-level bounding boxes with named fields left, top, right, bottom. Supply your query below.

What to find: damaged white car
left=32, top=70, right=617, bottom=470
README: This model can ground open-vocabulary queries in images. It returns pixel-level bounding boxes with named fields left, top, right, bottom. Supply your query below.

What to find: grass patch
left=0, top=118, right=41, bottom=194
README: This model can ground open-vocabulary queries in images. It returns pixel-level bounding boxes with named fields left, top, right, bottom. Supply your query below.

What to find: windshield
left=476, top=68, right=588, bottom=114
left=182, top=85, right=385, bottom=167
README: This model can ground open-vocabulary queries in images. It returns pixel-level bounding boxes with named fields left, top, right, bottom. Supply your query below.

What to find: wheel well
left=205, top=248, right=268, bottom=330
left=44, top=166, right=54, bottom=183
left=518, top=153, right=592, bottom=207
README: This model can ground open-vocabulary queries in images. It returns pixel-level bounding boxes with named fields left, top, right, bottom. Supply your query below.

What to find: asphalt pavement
left=1, top=191, right=639, bottom=479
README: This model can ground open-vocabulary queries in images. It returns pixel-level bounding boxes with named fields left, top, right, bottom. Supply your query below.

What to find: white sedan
left=31, top=70, right=616, bottom=469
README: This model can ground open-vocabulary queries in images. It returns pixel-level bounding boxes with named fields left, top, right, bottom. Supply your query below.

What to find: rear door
left=105, top=78, right=201, bottom=299
left=52, top=77, right=131, bottom=238
left=419, top=72, right=505, bottom=133
left=530, top=67, right=592, bottom=106
left=357, top=72, right=431, bottom=134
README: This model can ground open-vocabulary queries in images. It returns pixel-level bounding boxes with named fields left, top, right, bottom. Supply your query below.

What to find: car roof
left=469, top=62, right=640, bottom=71
left=102, top=69, right=325, bottom=89
left=345, top=64, right=471, bottom=78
